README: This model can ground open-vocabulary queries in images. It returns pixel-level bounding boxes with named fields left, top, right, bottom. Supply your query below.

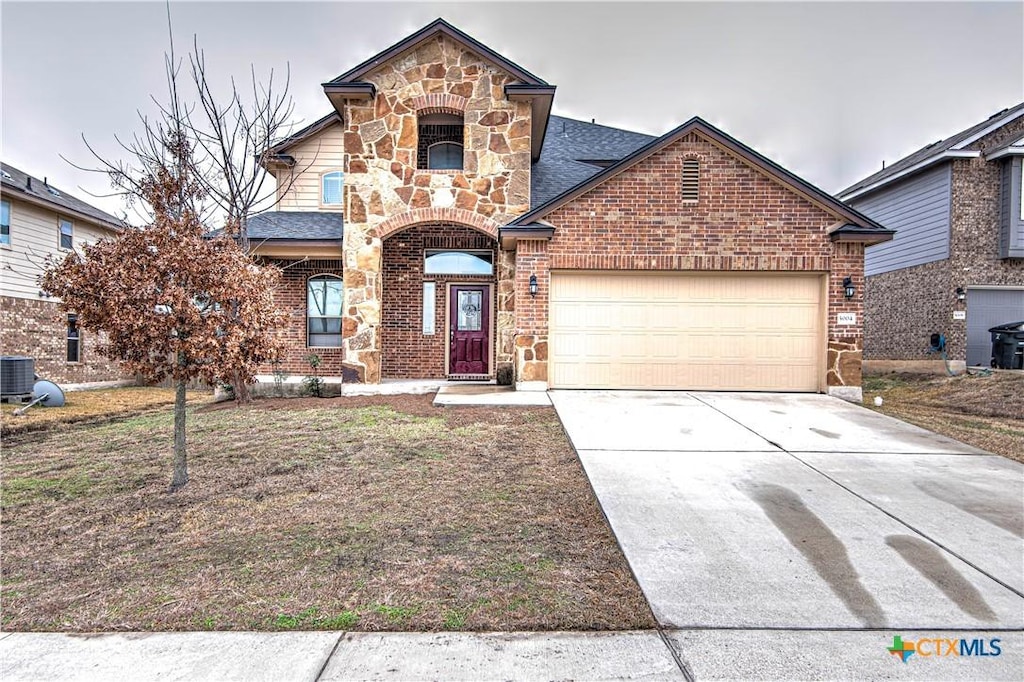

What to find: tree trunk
left=170, top=374, right=189, bottom=491
left=232, top=369, right=252, bottom=404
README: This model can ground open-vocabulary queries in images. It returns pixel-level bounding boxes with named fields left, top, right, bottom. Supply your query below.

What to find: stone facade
left=338, top=35, right=531, bottom=382
left=0, top=295, right=128, bottom=385
left=864, top=115, right=1024, bottom=363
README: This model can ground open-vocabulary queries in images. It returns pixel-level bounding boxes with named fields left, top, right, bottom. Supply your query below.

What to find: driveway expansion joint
left=313, top=633, right=345, bottom=682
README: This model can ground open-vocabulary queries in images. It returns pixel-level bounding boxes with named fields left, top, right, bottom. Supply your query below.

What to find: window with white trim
left=423, top=250, right=494, bottom=276
left=307, top=275, right=343, bottom=347
left=0, top=199, right=10, bottom=246
left=322, top=171, right=343, bottom=206
left=59, top=218, right=73, bottom=250
left=67, top=314, right=80, bottom=362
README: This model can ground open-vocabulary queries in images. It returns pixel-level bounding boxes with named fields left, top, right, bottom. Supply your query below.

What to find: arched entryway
left=381, top=221, right=507, bottom=380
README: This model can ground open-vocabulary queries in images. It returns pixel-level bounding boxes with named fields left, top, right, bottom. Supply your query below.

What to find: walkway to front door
left=449, top=284, right=490, bottom=376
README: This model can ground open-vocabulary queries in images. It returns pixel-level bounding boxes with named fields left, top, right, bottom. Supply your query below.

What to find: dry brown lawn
left=0, top=394, right=653, bottom=633
left=1, top=387, right=213, bottom=438
left=863, top=370, right=1024, bottom=463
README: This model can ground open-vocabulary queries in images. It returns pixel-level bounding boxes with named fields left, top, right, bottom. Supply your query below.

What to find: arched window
left=321, top=171, right=343, bottom=206
left=417, top=112, right=464, bottom=170
left=427, top=142, right=464, bottom=170
left=307, top=275, right=343, bottom=347
left=682, top=159, right=700, bottom=202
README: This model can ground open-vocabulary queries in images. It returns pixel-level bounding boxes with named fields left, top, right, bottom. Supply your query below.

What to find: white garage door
left=549, top=272, right=824, bottom=391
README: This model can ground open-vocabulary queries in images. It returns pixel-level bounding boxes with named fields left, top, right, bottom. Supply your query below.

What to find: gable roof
left=1, top=162, right=123, bottom=231
left=838, top=102, right=1024, bottom=201
left=509, top=117, right=893, bottom=243
left=321, top=19, right=556, bottom=162
left=531, top=116, right=656, bottom=209
left=326, top=18, right=548, bottom=87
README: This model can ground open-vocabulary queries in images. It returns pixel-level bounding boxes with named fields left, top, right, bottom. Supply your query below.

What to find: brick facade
left=864, top=115, right=1024, bottom=363
left=257, top=259, right=347, bottom=378
left=514, top=131, right=865, bottom=390
left=0, top=295, right=128, bottom=385
left=381, top=224, right=497, bottom=378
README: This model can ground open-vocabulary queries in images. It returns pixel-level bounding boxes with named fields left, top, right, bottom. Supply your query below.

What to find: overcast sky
left=2, top=1, right=1021, bottom=219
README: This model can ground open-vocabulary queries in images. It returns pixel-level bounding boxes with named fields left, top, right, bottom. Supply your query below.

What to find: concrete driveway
left=551, top=390, right=1024, bottom=680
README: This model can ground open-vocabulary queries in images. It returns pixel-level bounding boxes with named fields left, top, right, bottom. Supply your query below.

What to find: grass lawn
left=1, top=387, right=214, bottom=438
left=863, top=370, right=1024, bottom=463
left=0, top=394, right=654, bottom=632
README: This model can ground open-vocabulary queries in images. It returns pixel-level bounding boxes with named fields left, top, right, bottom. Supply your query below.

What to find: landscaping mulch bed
left=863, top=370, right=1024, bottom=463
left=0, top=394, right=654, bottom=632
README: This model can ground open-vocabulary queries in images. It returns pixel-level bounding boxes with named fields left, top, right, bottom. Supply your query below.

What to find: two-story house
left=0, top=162, right=128, bottom=385
left=249, top=19, right=892, bottom=400
left=838, top=104, right=1024, bottom=370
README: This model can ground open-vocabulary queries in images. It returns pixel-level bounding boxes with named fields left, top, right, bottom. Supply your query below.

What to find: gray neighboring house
left=838, top=103, right=1024, bottom=368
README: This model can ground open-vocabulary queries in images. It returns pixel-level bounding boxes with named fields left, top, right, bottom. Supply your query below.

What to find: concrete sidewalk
left=3, top=629, right=1023, bottom=680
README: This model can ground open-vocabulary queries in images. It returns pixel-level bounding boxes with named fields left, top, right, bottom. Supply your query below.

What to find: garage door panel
left=549, top=273, right=823, bottom=391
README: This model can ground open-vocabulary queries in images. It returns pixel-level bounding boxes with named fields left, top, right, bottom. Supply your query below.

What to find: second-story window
left=417, top=113, right=464, bottom=170
left=1, top=199, right=10, bottom=246
left=322, top=171, right=343, bottom=206
left=59, top=218, right=73, bottom=250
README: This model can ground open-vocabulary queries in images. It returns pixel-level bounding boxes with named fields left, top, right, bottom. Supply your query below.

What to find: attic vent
left=1, top=170, right=11, bottom=181
left=46, top=185, right=61, bottom=197
left=681, top=159, right=700, bottom=201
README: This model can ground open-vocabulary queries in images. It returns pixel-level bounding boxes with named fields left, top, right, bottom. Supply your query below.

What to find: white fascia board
left=840, top=151, right=979, bottom=201
left=985, top=144, right=1024, bottom=161
left=951, top=108, right=1024, bottom=150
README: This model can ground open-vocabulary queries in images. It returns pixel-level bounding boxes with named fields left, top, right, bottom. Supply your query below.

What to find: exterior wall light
left=529, top=274, right=538, bottom=297
left=843, top=276, right=855, bottom=299
left=955, top=287, right=966, bottom=302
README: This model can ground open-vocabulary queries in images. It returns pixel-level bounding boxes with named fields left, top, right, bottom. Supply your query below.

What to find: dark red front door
left=449, top=285, right=490, bottom=375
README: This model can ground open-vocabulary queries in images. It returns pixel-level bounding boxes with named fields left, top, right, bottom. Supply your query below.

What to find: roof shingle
left=1, top=162, right=123, bottom=230
left=245, top=211, right=343, bottom=241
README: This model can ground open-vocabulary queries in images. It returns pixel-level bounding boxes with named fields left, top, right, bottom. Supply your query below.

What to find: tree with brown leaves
left=41, top=152, right=286, bottom=491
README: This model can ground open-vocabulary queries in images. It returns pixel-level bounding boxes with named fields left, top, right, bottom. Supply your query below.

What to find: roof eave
left=0, top=183, right=124, bottom=232
left=504, top=84, right=557, bottom=162
left=829, top=225, right=896, bottom=246
left=839, top=150, right=980, bottom=201
left=986, top=145, right=1024, bottom=161
left=267, top=112, right=343, bottom=156
left=322, top=83, right=377, bottom=117
left=498, top=223, right=555, bottom=250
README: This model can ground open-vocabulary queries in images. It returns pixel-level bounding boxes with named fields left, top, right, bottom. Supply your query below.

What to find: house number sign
left=837, top=312, right=857, bottom=325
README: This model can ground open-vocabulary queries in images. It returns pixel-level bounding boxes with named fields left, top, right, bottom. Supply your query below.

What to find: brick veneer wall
left=863, top=115, right=1024, bottom=362
left=258, top=259, right=346, bottom=377
left=516, top=130, right=865, bottom=390
left=381, top=224, right=497, bottom=378
left=0, top=295, right=129, bottom=384
left=863, top=259, right=950, bottom=359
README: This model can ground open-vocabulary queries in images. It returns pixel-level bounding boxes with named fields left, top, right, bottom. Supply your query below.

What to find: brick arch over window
left=410, top=94, right=468, bottom=115
left=377, top=208, right=500, bottom=240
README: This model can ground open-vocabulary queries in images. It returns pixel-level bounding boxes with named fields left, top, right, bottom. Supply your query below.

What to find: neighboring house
left=250, top=18, right=892, bottom=399
left=838, top=104, right=1024, bottom=368
left=0, top=162, right=129, bottom=385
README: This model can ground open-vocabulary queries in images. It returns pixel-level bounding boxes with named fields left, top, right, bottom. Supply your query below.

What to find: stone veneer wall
left=518, top=131, right=866, bottom=392
left=0, top=295, right=129, bottom=385
left=381, top=224, right=498, bottom=378
left=258, top=259, right=348, bottom=377
left=339, top=35, right=531, bottom=382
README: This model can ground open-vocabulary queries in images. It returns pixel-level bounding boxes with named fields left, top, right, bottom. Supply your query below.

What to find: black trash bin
left=988, top=321, right=1024, bottom=369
